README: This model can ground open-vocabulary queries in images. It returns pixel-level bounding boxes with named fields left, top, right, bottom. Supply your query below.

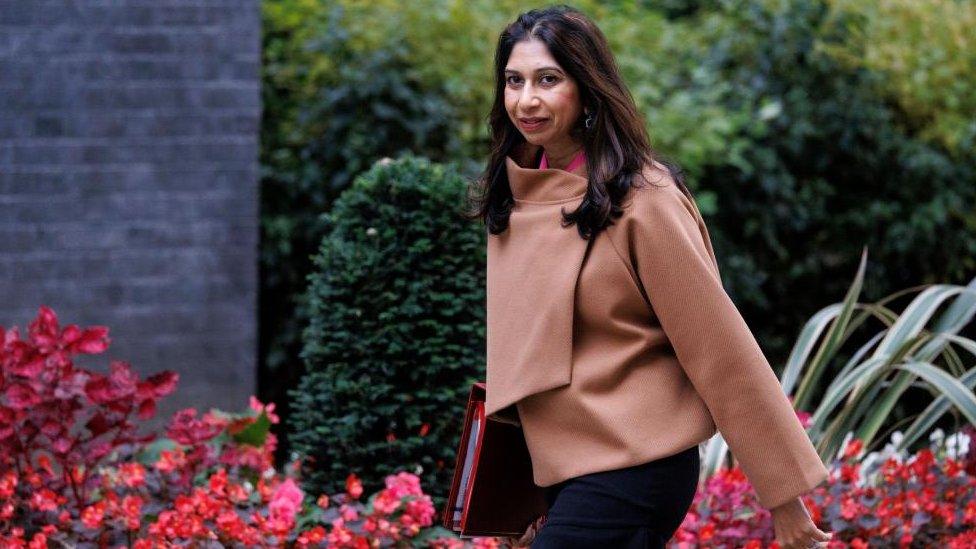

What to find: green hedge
left=287, top=154, right=485, bottom=508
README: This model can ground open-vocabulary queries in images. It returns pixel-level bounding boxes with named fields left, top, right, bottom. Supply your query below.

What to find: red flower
left=121, top=494, right=144, bottom=530
left=296, top=525, right=327, bottom=546
left=27, top=532, right=47, bottom=549
left=29, top=489, right=60, bottom=512
left=80, top=501, right=106, bottom=530
left=317, top=494, right=330, bottom=509
left=0, top=470, right=17, bottom=498
left=346, top=472, right=364, bottom=500
left=842, top=437, right=864, bottom=460
left=119, top=462, right=146, bottom=488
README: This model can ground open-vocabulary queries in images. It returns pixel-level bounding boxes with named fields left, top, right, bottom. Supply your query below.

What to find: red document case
left=440, top=381, right=547, bottom=538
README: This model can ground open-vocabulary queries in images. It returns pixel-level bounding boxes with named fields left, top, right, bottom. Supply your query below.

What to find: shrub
left=821, top=0, right=976, bottom=154
left=288, top=154, right=486, bottom=509
left=680, top=0, right=976, bottom=363
left=0, top=305, right=177, bottom=517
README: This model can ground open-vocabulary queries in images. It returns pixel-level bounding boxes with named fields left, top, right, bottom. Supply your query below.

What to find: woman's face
left=504, top=38, right=583, bottom=152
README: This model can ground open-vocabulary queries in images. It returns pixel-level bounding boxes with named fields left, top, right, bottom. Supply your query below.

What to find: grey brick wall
left=0, top=0, right=261, bottom=424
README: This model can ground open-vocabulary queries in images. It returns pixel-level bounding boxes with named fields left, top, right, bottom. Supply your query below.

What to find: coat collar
left=504, top=142, right=589, bottom=203
left=485, top=141, right=594, bottom=418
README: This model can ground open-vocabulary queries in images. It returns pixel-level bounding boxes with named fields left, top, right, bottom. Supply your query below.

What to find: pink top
left=539, top=148, right=586, bottom=172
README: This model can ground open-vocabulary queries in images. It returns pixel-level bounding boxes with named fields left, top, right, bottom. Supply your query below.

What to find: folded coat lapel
left=484, top=148, right=591, bottom=417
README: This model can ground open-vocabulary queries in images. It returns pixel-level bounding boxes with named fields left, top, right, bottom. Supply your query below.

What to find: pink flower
left=795, top=409, right=812, bottom=429
left=372, top=490, right=401, bottom=515
left=404, top=496, right=435, bottom=527
left=340, top=503, right=359, bottom=521
left=249, top=396, right=280, bottom=424
left=268, top=478, right=303, bottom=525
left=384, top=471, right=422, bottom=499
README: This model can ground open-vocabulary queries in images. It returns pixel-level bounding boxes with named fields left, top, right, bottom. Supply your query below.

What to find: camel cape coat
left=485, top=141, right=829, bottom=510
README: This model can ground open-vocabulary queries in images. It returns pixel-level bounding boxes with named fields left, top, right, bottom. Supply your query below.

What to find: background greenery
left=260, top=0, right=975, bottom=507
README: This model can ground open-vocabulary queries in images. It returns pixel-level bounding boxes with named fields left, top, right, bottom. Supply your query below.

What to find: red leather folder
left=440, top=381, right=547, bottom=538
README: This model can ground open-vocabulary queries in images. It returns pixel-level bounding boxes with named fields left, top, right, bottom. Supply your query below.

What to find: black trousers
left=530, top=444, right=700, bottom=549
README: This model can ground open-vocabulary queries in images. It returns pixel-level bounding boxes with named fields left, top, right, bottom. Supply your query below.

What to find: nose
left=520, top=82, right=541, bottom=108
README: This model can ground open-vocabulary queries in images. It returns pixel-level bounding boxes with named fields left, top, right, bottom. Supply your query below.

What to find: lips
left=519, top=117, right=549, bottom=131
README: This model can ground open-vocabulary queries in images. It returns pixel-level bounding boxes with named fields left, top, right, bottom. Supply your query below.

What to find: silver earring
left=583, top=110, right=594, bottom=130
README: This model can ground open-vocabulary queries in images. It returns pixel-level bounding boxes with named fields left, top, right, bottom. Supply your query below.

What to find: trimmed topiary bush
left=260, top=2, right=465, bottom=463
left=287, top=153, right=485, bottom=510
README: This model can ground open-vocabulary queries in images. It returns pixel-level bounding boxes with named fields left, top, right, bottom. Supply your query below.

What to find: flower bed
left=670, top=427, right=976, bottom=548
left=4, top=306, right=974, bottom=548
left=0, top=307, right=474, bottom=548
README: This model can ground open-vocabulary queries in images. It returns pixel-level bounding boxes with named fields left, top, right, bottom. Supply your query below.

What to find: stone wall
left=0, top=0, right=261, bottom=422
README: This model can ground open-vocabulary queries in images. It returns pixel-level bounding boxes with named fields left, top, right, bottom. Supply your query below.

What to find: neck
left=543, top=141, right=583, bottom=171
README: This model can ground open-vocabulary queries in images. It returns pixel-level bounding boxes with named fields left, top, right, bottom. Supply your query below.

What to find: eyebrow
left=503, top=66, right=564, bottom=75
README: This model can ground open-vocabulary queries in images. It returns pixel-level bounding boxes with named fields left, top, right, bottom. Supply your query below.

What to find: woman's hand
left=770, top=497, right=832, bottom=548
left=499, top=514, right=546, bottom=548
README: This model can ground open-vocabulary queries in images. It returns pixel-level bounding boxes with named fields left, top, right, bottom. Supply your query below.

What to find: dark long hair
left=464, top=4, right=692, bottom=239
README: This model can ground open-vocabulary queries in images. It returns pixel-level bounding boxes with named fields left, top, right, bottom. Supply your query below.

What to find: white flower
left=945, top=430, right=971, bottom=460
left=758, top=100, right=782, bottom=121
left=834, top=431, right=855, bottom=462
left=859, top=452, right=881, bottom=485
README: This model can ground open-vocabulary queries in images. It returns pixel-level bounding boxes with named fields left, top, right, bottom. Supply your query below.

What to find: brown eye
left=541, top=74, right=559, bottom=85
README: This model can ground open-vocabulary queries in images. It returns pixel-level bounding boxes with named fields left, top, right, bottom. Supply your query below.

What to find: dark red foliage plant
left=0, top=306, right=178, bottom=516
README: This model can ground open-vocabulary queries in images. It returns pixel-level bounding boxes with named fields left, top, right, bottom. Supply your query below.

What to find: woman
left=466, top=5, right=834, bottom=549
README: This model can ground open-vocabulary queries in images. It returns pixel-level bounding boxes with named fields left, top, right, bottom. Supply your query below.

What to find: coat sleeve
left=626, top=174, right=829, bottom=510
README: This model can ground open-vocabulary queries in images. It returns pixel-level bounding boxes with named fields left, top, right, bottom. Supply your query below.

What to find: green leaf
left=233, top=411, right=272, bottom=447
left=133, top=437, right=179, bottom=466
